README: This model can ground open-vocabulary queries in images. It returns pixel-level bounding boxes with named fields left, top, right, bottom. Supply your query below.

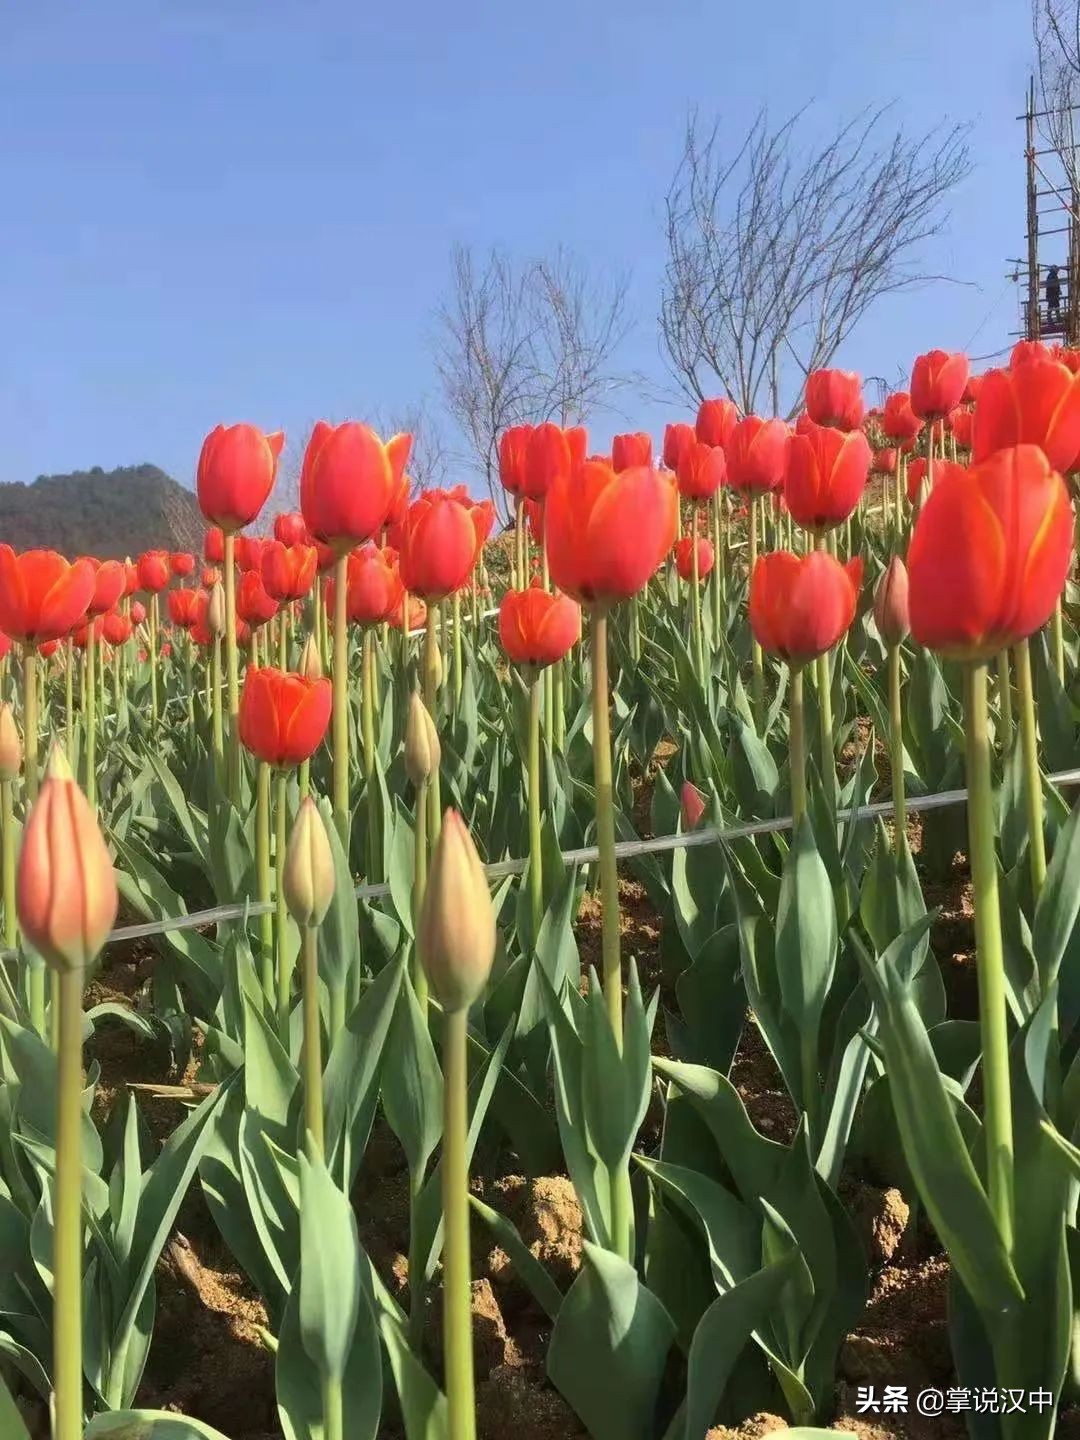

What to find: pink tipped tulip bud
left=404, top=690, right=441, bottom=787
left=681, top=781, right=707, bottom=830
left=419, top=810, right=495, bottom=1011
left=0, top=704, right=22, bottom=782
left=299, top=633, right=323, bottom=681
left=17, top=745, right=118, bottom=972
left=208, top=582, right=227, bottom=639
left=874, top=556, right=910, bottom=647
left=283, top=797, right=335, bottom=930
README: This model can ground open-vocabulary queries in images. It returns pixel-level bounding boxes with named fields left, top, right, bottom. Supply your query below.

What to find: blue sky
left=0, top=0, right=1034, bottom=495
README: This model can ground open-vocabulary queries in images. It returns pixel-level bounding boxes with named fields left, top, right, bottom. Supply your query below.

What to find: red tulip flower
left=910, top=350, right=969, bottom=421
left=784, top=421, right=871, bottom=531
left=102, top=610, right=133, bottom=647
left=391, top=592, right=428, bottom=632
left=906, top=456, right=966, bottom=505
left=695, top=397, right=739, bottom=450
left=726, top=416, right=790, bottom=494
left=326, top=544, right=403, bottom=625
left=662, top=423, right=696, bottom=473
left=398, top=493, right=478, bottom=599
left=0, top=548, right=95, bottom=643
left=201, top=566, right=221, bottom=589
left=236, top=570, right=279, bottom=628
left=0, top=633, right=10, bottom=662
left=950, top=408, right=974, bottom=450
left=167, top=589, right=200, bottom=629
left=37, top=640, right=61, bottom=659
left=750, top=550, right=863, bottom=663
left=498, top=587, right=582, bottom=667
left=197, top=424, right=285, bottom=533
left=612, top=432, right=653, bottom=472
left=498, top=425, right=534, bottom=496
left=804, top=368, right=865, bottom=431
left=907, top=444, right=1073, bottom=662
left=972, top=359, right=1080, bottom=473
left=680, top=781, right=707, bottom=830
left=880, top=392, right=923, bottom=445
left=963, top=373, right=985, bottom=405
left=204, top=527, right=225, bottom=565
left=130, top=600, right=146, bottom=626
left=88, top=560, right=126, bottom=616
left=523, top=423, right=575, bottom=500
left=674, top=536, right=715, bottom=582
left=677, top=441, right=727, bottom=500
left=300, top=420, right=412, bottom=550
left=470, top=499, right=497, bottom=557
left=1010, top=340, right=1054, bottom=369
left=170, top=552, right=196, bottom=578
left=545, top=460, right=678, bottom=605
left=137, top=550, right=171, bottom=593
left=873, top=447, right=897, bottom=476
left=262, top=541, right=318, bottom=602
left=238, top=667, right=333, bottom=767
left=274, top=511, right=310, bottom=547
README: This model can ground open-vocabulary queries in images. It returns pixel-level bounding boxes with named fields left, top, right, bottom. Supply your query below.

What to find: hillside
left=0, top=464, right=203, bottom=559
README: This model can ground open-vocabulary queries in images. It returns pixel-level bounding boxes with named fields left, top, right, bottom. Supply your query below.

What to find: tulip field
left=3, top=344, right=1080, bottom=1440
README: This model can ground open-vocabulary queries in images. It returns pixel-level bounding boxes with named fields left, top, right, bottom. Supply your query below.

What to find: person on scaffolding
left=1047, top=264, right=1062, bottom=326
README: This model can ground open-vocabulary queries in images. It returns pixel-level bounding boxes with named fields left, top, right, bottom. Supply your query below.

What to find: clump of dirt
left=576, top=878, right=663, bottom=992
left=841, top=1257, right=952, bottom=1394
left=707, top=1412, right=789, bottom=1438
left=477, top=1363, right=585, bottom=1440
left=844, top=1183, right=911, bottom=1270
left=487, top=1175, right=584, bottom=1290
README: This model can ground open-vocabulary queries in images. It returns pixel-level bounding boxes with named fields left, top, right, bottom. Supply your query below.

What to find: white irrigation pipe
left=8, top=766, right=1078, bottom=960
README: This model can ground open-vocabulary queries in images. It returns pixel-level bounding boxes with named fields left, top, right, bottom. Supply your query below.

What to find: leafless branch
left=659, top=105, right=971, bottom=417
left=1034, top=0, right=1080, bottom=198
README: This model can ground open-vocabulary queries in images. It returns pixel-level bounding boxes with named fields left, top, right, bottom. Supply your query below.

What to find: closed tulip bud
left=404, top=691, right=441, bottom=786
left=419, top=810, right=495, bottom=1011
left=299, top=633, right=323, bottom=680
left=874, top=557, right=910, bottom=646
left=428, top=640, right=444, bottom=690
left=283, top=797, right=335, bottom=929
left=680, top=781, right=707, bottom=830
left=207, top=582, right=226, bottom=638
left=17, top=746, right=118, bottom=972
left=0, top=704, right=21, bottom=781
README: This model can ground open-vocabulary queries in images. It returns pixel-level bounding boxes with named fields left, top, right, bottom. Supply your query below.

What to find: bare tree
left=1034, top=1, right=1080, bottom=200
left=660, top=106, right=971, bottom=417
left=369, top=401, right=449, bottom=492
left=435, top=244, right=635, bottom=514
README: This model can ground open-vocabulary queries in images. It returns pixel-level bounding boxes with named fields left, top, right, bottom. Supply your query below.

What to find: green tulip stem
left=301, top=923, right=325, bottom=1160
left=423, top=610, right=441, bottom=847
left=528, top=672, right=543, bottom=942
left=888, top=643, right=906, bottom=844
left=275, top=771, right=291, bottom=1037
left=412, top=775, right=429, bottom=1013
left=690, top=506, right=705, bottom=688
left=1, top=779, right=14, bottom=951
left=749, top=498, right=764, bottom=725
left=223, top=533, right=241, bottom=802
left=1013, top=639, right=1047, bottom=896
left=590, top=610, right=622, bottom=1043
left=553, top=657, right=566, bottom=753
left=53, top=965, right=85, bottom=1440
left=331, top=552, right=350, bottom=847
left=85, top=625, right=97, bottom=813
left=211, top=638, right=224, bottom=786
left=514, top=500, right=524, bottom=590
left=185, top=632, right=196, bottom=729
left=321, top=1376, right=343, bottom=1440
left=65, top=638, right=74, bottom=750
left=814, top=536, right=837, bottom=810
left=453, top=589, right=463, bottom=711
left=148, top=592, right=159, bottom=725
left=1052, top=598, right=1066, bottom=684
left=278, top=608, right=288, bottom=670
left=996, top=649, right=1014, bottom=753
left=256, top=761, right=273, bottom=1002
left=711, top=492, right=724, bottom=627
left=441, top=1005, right=477, bottom=1440
left=23, top=646, right=39, bottom=803
left=361, top=627, right=377, bottom=881
left=963, top=662, right=1015, bottom=1257
left=788, top=665, right=807, bottom=824
left=629, top=595, right=641, bottom=665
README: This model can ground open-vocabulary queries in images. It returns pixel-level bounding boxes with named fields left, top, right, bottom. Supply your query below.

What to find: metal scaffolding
left=1010, top=78, right=1080, bottom=343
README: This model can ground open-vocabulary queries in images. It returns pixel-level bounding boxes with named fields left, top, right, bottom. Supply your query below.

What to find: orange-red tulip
left=905, top=456, right=966, bottom=505
left=874, top=557, right=910, bottom=646
left=391, top=592, right=428, bottom=632
left=677, top=441, right=727, bottom=500
left=545, top=460, right=678, bottom=604
left=238, top=667, right=332, bottom=767
left=102, top=610, right=133, bottom=647
left=499, top=425, right=534, bottom=496
left=950, top=408, right=974, bottom=450
left=498, top=587, right=581, bottom=667
left=235, top=535, right=268, bottom=573
left=612, top=432, right=653, bottom=472
left=749, top=550, right=863, bottom=663
left=88, top=560, right=125, bottom=616
left=204, top=527, right=225, bottom=565
left=784, top=421, right=871, bottom=531
left=0, top=548, right=95, bottom=643
left=274, top=511, right=310, bottom=546
left=972, top=359, right=1080, bottom=473
left=137, top=550, right=171, bottom=593
left=674, top=536, right=715, bottom=582
left=326, top=544, right=403, bottom=625
left=236, top=570, right=279, bottom=628
left=398, top=494, right=478, bottom=599
left=300, top=420, right=412, bottom=550
left=663, top=423, right=696, bottom=473
left=523, top=423, right=575, bottom=500
left=1010, top=340, right=1054, bottom=369
left=880, top=392, right=923, bottom=444
left=201, top=566, right=221, bottom=589
left=197, top=424, right=284, bottom=533
left=130, top=600, right=146, bottom=626
left=680, top=780, right=707, bottom=830
left=726, top=416, right=790, bottom=494
left=170, top=552, right=196, bottom=578
left=695, top=397, right=739, bottom=450
left=910, top=350, right=969, bottom=421
left=907, top=444, right=1073, bottom=661
left=872, top=448, right=897, bottom=476
left=261, top=541, right=318, bottom=602
left=167, top=589, right=200, bottom=630
left=0, top=632, right=11, bottom=662
left=804, top=368, right=864, bottom=431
